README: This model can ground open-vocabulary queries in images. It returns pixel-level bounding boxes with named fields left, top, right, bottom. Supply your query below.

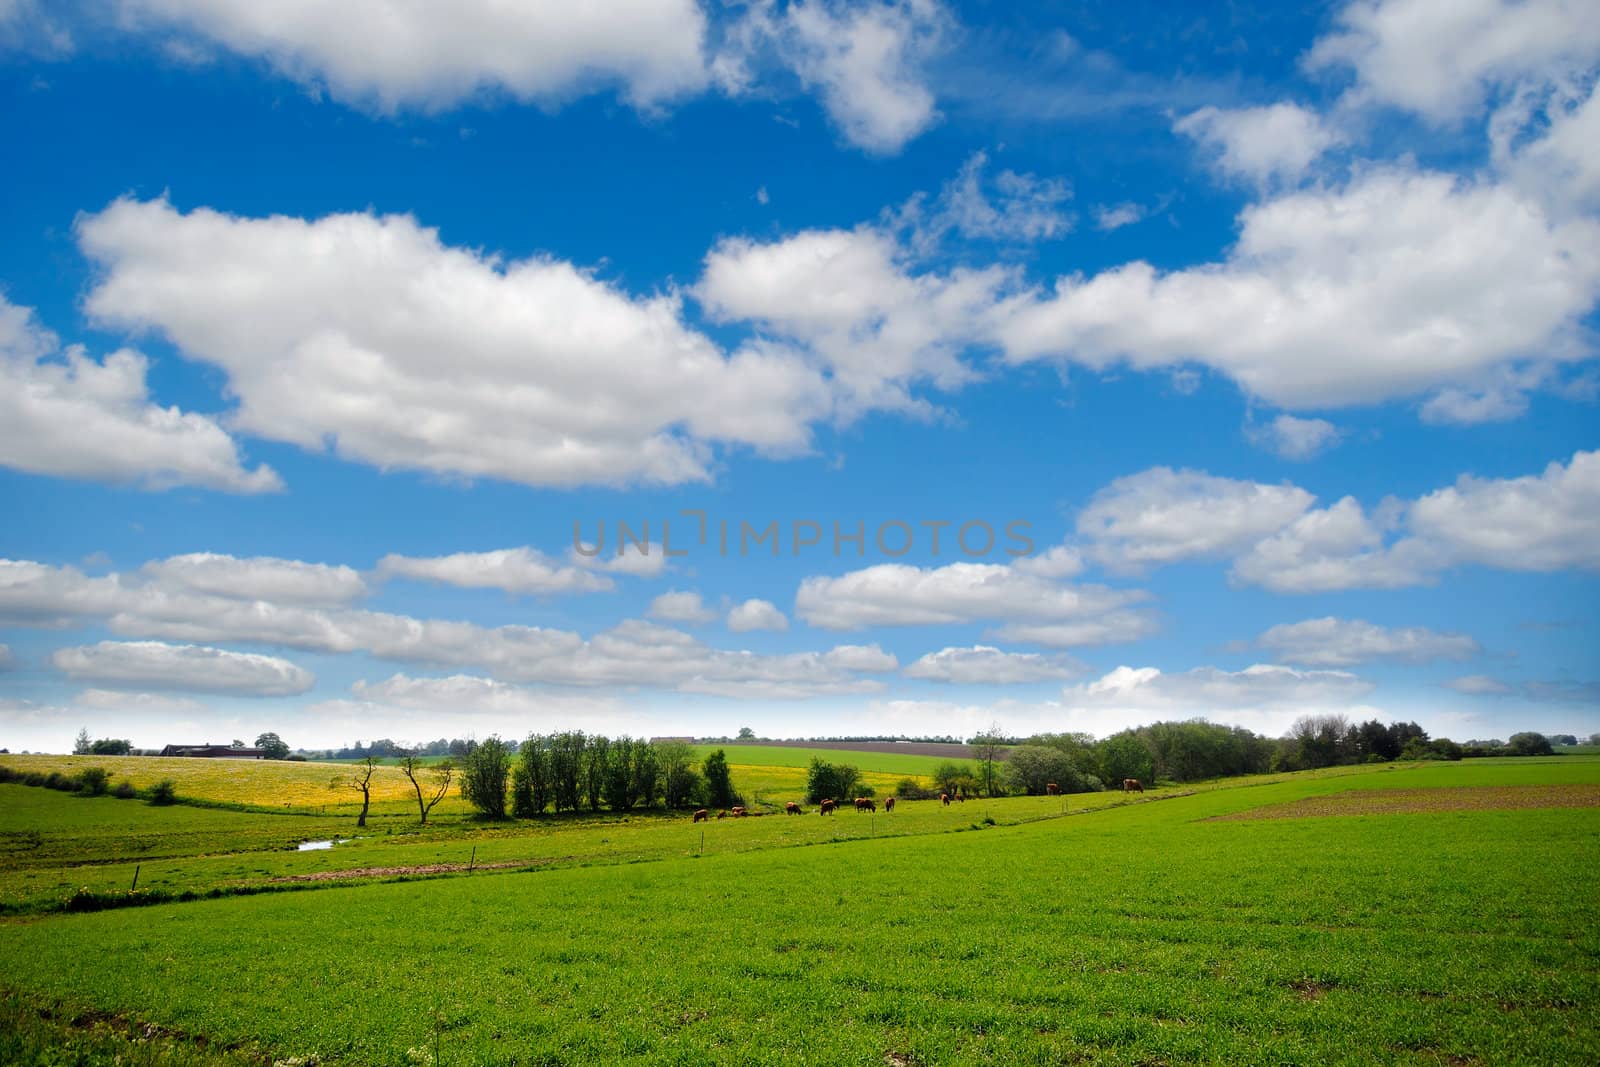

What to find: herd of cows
left=687, top=779, right=1147, bottom=822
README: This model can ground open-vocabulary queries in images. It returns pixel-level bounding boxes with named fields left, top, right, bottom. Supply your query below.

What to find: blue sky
left=1, top=0, right=1596, bottom=753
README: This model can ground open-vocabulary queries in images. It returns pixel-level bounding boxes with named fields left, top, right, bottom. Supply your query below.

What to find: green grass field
left=1, top=757, right=1597, bottom=1064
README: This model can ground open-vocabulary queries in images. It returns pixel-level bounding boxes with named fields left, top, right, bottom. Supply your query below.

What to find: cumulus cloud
left=1257, top=617, right=1480, bottom=667
left=648, top=590, right=718, bottom=624
left=696, top=225, right=1008, bottom=416
left=1246, top=414, right=1342, bottom=460
left=377, top=547, right=612, bottom=597
left=0, top=295, right=280, bottom=493
left=1174, top=103, right=1343, bottom=186
left=1407, top=449, right=1600, bottom=571
left=1230, top=497, right=1432, bottom=592
left=51, top=640, right=314, bottom=696
left=795, top=560, right=1153, bottom=647
left=142, top=552, right=367, bottom=606
left=78, top=197, right=831, bottom=489
left=115, top=0, right=711, bottom=112
left=994, top=168, right=1600, bottom=410
left=727, top=598, right=789, bottom=632
left=903, top=645, right=1084, bottom=684
left=1306, top=0, right=1600, bottom=122
left=721, top=0, right=949, bottom=153
left=1076, top=467, right=1315, bottom=571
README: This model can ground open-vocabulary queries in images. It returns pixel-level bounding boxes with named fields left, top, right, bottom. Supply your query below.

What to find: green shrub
left=77, top=767, right=111, bottom=796
left=112, top=780, right=138, bottom=800
left=145, top=779, right=179, bottom=806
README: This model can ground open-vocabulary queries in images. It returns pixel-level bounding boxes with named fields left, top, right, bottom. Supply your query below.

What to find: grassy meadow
left=0, top=754, right=1596, bottom=1064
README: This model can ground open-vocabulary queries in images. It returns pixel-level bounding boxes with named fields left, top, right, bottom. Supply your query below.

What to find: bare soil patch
left=1213, top=784, right=1600, bottom=821
left=269, top=858, right=549, bottom=882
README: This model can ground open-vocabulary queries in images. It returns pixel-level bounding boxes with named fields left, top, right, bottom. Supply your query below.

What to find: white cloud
left=995, top=168, right=1600, bottom=410
left=722, top=0, right=949, bottom=154
left=377, top=547, right=612, bottom=597
left=78, top=197, right=831, bottom=489
left=115, top=0, right=710, bottom=112
left=1257, top=617, right=1480, bottom=667
left=904, top=644, right=1084, bottom=684
left=1444, top=674, right=1514, bottom=695
left=795, top=560, right=1152, bottom=646
left=570, top=546, right=669, bottom=579
left=1493, top=79, right=1600, bottom=218
left=1246, top=413, right=1342, bottom=460
left=727, top=598, right=789, bottom=632
left=1407, top=449, right=1600, bottom=571
left=0, top=295, right=280, bottom=493
left=1174, top=103, right=1343, bottom=186
left=649, top=590, right=718, bottom=624
left=350, top=674, right=626, bottom=719
left=1093, top=203, right=1145, bottom=231
left=889, top=151, right=1072, bottom=254
left=696, top=225, right=1008, bottom=416
left=820, top=644, right=898, bottom=672
left=142, top=552, right=367, bottom=606
left=51, top=640, right=314, bottom=696
left=1307, top=0, right=1600, bottom=122
left=1065, top=662, right=1376, bottom=712
left=1230, top=497, right=1431, bottom=592
left=1077, top=467, right=1314, bottom=571
left=75, top=688, right=206, bottom=713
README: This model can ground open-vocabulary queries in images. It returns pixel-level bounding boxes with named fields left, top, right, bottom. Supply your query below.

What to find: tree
left=805, top=759, right=862, bottom=804
left=931, top=761, right=969, bottom=796
left=1098, top=731, right=1156, bottom=786
left=515, top=734, right=552, bottom=816
left=255, top=732, right=291, bottom=760
left=656, top=740, right=701, bottom=809
left=737, top=726, right=756, bottom=740
left=581, top=735, right=609, bottom=812
left=702, top=749, right=735, bottom=809
left=460, top=737, right=511, bottom=818
left=398, top=753, right=453, bottom=824
left=73, top=728, right=92, bottom=755
left=970, top=723, right=1010, bottom=797
left=330, top=755, right=380, bottom=828
left=1005, top=745, right=1090, bottom=795
left=549, top=731, right=585, bottom=812
left=231, top=739, right=245, bottom=749
left=89, top=738, right=133, bottom=756
left=1506, top=732, right=1553, bottom=756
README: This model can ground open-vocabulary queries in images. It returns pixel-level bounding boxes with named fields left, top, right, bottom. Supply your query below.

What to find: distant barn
left=159, top=745, right=266, bottom=759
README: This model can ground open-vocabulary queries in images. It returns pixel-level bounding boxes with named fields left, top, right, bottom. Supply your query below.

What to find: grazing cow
left=1122, top=778, right=1144, bottom=793
left=785, top=802, right=802, bottom=815
left=884, top=797, right=895, bottom=813
left=716, top=810, right=728, bottom=819
left=854, top=797, right=876, bottom=813
left=693, top=808, right=710, bottom=823
left=819, top=799, right=836, bottom=815
left=941, top=792, right=951, bottom=806
left=1045, top=783, right=1059, bottom=796
left=955, top=792, right=966, bottom=803
left=732, top=806, right=749, bottom=817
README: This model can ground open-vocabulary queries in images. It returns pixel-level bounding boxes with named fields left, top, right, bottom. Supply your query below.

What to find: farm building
left=159, top=744, right=267, bottom=759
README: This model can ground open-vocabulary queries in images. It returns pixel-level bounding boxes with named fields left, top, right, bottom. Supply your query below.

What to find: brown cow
left=693, top=808, right=710, bottom=823
left=1045, top=783, right=1059, bottom=796
left=883, top=797, right=895, bottom=813
left=731, top=805, right=749, bottom=817
left=955, top=792, right=966, bottom=803
left=1122, top=778, right=1144, bottom=793
left=940, top=792, right=951, bottom=806
left=785, top=802, right=802, bottom=815
left=854, top=797, right=876, bottom=813
left=819, top=799, right=836, bottom=815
